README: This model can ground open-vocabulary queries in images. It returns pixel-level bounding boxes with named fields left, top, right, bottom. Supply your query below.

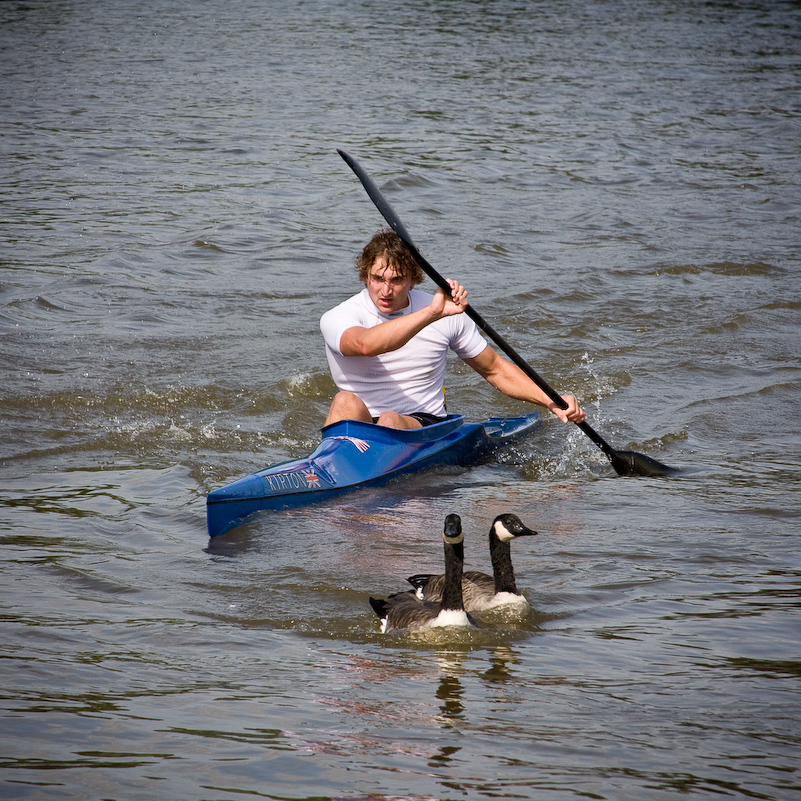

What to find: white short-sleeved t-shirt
left=320, top=287, right=487, bottom=417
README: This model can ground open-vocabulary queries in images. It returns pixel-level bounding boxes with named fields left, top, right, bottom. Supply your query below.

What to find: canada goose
left=407, top=512, right=538, bottom=612
left=369, top=513, right=477, bottom=634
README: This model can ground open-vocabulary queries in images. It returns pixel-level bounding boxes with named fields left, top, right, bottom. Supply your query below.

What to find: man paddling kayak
left=320, top=229, right=585, bottom=430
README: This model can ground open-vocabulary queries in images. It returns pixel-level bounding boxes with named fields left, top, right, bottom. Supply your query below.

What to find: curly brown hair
left=355, top=229, right=424, bottom=285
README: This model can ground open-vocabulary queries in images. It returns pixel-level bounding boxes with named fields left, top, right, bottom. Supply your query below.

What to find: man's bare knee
left=326, top=391, right=371, bottom=425
left=375, top=411, right=422, bottom=430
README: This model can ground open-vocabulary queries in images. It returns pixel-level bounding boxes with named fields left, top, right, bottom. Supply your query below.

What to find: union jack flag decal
left=330, top=436, right=371, bottom=453
left=303, top=469, right=321, bottom=487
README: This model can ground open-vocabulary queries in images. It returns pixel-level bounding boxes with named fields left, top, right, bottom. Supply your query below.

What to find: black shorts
left=372, top=412, right=449, bottom=427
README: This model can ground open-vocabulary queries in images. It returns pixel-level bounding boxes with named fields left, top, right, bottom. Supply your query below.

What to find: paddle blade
left=608, top=449, right=679, bottom=477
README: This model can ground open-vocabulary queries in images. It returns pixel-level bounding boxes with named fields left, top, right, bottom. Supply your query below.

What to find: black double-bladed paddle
left=337, top=148, right=677, bottom=477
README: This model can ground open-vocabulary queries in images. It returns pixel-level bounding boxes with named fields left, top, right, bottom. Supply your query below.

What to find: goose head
left=442, top=513, right=464, bottom=561
left=442, top=513, right=464, bottom=545
left=491, top=513, right=538, bottom=543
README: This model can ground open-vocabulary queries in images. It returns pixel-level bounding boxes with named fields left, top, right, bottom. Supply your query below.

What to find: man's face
left=365, top=257, right=414, bottom=314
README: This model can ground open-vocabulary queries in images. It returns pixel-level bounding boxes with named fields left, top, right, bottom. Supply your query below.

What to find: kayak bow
left=206, top=412, right=540, bottom=537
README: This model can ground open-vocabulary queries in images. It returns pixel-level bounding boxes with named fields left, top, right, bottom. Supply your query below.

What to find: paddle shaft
left=337, top=148, right=619, bottom=461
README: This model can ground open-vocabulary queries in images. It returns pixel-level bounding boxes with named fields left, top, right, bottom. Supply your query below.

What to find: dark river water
left=2, top=1, right=800, bottom=799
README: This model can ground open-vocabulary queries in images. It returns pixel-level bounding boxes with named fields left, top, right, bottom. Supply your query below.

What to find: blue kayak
left=206, top=412, right=540, bottom=538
